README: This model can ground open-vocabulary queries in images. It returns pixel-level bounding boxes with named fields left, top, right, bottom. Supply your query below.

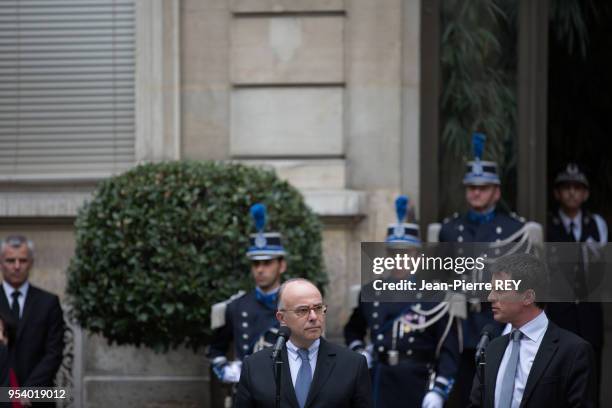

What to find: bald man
left=234, top=278, right=372, bottom=408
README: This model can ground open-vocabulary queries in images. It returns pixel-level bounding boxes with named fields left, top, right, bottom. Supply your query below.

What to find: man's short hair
left=490, top=252, right=549, bottom=308
left=0, top=235, right=35, bottom=259
left=277, top=278, right=321, bottom=310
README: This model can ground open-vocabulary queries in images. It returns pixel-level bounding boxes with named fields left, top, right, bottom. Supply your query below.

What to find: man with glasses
left=344, top=196, right=459, bottom=408
left=235, top=278, right=372, bottom=408
left=207, top=203, right=287, bottom=403
left=0, top=235, right=64, bottom=407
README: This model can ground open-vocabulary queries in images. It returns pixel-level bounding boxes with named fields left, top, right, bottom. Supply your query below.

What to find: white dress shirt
left=286, top=338, right=320, bottom=387
left=559, top=209, right=583, bottom=241
left=2, top=280, right=29, bottom=318
left=495, top=311, right=548, bottom=408
left=557, top=209, right=608, bottom=243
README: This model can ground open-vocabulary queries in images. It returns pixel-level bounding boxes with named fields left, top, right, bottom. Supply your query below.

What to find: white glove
left=422, top=391, right=444, bottom=408
left=359, top=349, right=373, bottom=369
left=222, top=360, right=242, bottom=383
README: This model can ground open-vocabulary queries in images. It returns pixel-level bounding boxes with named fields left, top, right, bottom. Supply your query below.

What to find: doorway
left=547, top=2, right=612, bottom=225
left=547, top=2, right=612, bottom=405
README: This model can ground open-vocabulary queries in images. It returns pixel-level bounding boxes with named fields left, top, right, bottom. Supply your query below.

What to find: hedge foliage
left=66, top=161, right=326, bottom=351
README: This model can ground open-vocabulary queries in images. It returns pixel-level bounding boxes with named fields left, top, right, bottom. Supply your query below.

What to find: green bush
left=66, top=161, right=326, bottom=351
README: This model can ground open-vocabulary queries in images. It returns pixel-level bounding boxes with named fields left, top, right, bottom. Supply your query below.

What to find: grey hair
left=1, top=235, right=35, bottom=259
left=277, top=278, right=321, bottom=310
left=489, top=252, right=549, bottom=308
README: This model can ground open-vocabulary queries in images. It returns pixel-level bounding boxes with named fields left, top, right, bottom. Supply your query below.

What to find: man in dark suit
left=235, top=278, right=372, bottom=408
left=0, top=235, right=64, bottom=407
left=469, top=253, right=596, bottom=408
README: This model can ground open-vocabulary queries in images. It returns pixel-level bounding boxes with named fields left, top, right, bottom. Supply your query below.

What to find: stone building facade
left=1, top=0, right=423, bottom=405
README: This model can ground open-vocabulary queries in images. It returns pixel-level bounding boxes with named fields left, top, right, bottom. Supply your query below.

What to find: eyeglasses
left=280, top=304, right=327, bottom=318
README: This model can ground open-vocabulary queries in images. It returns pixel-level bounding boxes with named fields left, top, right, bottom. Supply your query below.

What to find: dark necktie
left=569, top=220, right=588, bottom=298
left=11, top=291, right=21, bottom=321
left=568, top=221, right=577, bottom=242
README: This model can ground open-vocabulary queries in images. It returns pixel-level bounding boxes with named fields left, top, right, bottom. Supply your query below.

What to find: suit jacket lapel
left=17, top=285, right=38, bottom=341
left=280, top=347, right=300, bottom=408
left=485, top=334, right=510, bottom=408
left=305, top=338, right=336, bottom=408
left=520, top=323, right=559, bottom=407
left=0, top=285, right=10, bottom=315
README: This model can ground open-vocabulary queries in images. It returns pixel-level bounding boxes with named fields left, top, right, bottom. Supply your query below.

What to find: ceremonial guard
left=344, top=196, right=460, bottom=408
left=435, top=133, right=526, bottom=407
left=207, top=203, right=287, bottom=407
left=546, top=163, right=607, bottom=406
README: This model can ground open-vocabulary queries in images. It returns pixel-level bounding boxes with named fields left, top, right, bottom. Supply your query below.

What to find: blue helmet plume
left=250, top=203, right=267, bottom=232
left=472, top=132, right=486, bottom=160
left=395, top=195, right=409, bottom=223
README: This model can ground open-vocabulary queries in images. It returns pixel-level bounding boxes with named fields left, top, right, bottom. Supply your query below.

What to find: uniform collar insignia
left=255, top=287, right=278, bottom=310
left=467, top=208, right=496, bottom=224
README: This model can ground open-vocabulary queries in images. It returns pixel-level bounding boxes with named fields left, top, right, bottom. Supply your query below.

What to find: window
left=0, top=0, right=135, bottom=179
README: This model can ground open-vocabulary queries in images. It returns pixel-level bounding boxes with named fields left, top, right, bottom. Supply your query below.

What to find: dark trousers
left=594, top=347, right=602, bottom=408
left=372, top=360, right=430, bottom=408
left=447, top=349, right=475, bottom=408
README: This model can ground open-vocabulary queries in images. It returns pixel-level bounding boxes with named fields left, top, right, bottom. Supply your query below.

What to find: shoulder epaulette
left=210, top=290, right=246, bottom=330
left=443, top=212, right=460, bottom=224
left=348, top=284, right=361, bottom=310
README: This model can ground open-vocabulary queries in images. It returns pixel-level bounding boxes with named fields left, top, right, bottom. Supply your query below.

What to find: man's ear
left=279, top=259, right=287, bottom=274
left=493, top=186, right=501, bottom=203
left=553, top=188, right=560, bottom=201
left=523, top=289, right=536, bottom=306
left=276, top=311, right=286, bottom=325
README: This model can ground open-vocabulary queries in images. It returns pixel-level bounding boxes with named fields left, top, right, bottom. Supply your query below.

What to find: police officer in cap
left=547, top=163, right=607, bottom=406
left=344, top=195, right=460, bottom=408
left=207, top=203, right=287, bottom=405
left=437, top=133, right=525, bottom=407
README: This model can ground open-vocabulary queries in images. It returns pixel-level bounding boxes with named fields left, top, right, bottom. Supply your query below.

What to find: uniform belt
left=375, top=350, right=435, bottom=365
